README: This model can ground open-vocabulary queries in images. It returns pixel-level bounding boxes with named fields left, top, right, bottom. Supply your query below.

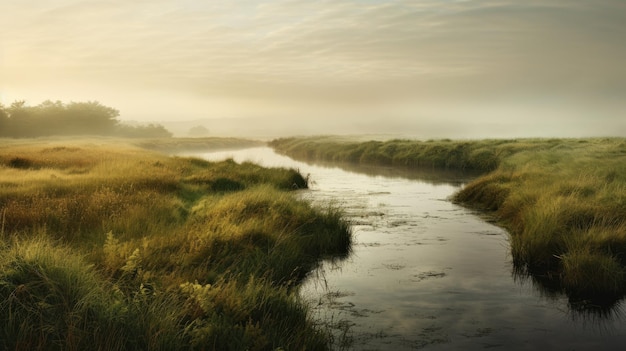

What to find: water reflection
left=187, top=147, right=626, bottom=350
left=271, top=152, right=481, bottom=186
left=512, top=266, right=625, bottom=319
left=280, top=151, right=626, bottom=318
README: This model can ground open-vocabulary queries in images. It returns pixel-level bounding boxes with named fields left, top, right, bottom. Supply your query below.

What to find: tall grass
left=270, top=136, right=505, bottom=172
left=270, top=136, right=626, bottom=303
left=0, top=236, right=185, bottom=350
left=0, top=138, right=351, bottom=350
left=455, top=139, right=626, bottom=301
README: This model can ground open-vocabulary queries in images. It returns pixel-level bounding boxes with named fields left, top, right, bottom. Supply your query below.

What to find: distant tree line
left=0, top=100, right=172, bottom=138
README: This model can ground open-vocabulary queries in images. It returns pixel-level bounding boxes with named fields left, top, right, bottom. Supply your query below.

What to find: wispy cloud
left=1, top=0, right=625, bottom=127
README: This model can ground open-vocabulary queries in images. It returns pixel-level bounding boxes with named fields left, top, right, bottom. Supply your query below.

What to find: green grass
left=270, top=136, right=626, bottom=303
left=0, top=138, right=351, bottom=350
left=269, top=136, right=503, bottom=172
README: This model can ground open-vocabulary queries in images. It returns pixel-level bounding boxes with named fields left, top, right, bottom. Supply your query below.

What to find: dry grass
left=0, top=138, right=351, bottom=350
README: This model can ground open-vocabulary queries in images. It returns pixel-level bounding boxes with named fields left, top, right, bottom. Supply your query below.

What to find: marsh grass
left=453, top=139, right=626, bottom=300
left=270, top=136, right=504, bottom=172
left=134, top=137, right=264, bottom=153
left=0, top=138, right=351, bottom=350
left=270, top=136, right=626, bottom=303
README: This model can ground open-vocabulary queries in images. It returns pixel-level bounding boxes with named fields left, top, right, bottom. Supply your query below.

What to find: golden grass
left=270, top=136, right=626, bottom=303
left=0, top=137, right=351, bottom=350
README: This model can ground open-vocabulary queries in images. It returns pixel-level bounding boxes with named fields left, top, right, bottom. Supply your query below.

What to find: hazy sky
left=1, top=0, right=625, bottom=137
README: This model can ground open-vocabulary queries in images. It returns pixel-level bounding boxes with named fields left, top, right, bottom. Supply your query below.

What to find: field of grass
left=134, top=136, right=264, bottom=153
left=0, top=138, right=351, bottom=350
left=269, top=136, right=503, bottom=172
left=270, top=136, right=626, bottom=304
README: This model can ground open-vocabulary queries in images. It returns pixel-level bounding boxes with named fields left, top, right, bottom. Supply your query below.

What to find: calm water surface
left=188, top=147, right=626, bottom=350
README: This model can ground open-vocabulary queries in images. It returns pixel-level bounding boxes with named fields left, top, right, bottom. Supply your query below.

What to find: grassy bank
left=0, top=138, right=351, bottom=350
left=270, top=136, right=626, bottom=303
left=269, top=136, right=503, bottom=172
left=134, top=137, right=264, bottom=153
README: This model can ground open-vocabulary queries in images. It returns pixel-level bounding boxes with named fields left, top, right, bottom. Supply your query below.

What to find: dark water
left=187, top=147, right=626, bottom=350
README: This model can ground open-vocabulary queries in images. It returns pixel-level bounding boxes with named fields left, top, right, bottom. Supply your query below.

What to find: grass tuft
left=0, top=138, right=352, bottom=350
left=270, top=136, right=626, bottom=302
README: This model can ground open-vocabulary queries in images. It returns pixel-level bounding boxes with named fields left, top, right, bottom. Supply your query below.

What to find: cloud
left=1, top=0, right=625, bottom=123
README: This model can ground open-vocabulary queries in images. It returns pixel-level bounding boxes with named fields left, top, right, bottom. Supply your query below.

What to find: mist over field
left=158, top=111, right=624, bottom=140
left=1, top=0, right=625, bottom=138
left=2, top=2, right=626, bottom=349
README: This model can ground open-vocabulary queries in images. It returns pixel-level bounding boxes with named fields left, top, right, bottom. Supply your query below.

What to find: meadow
left=0, top=138, right=351, bottom=350
left=270, top=137, right=626, bottom=304
left=133, top=136, right=264, bottom=153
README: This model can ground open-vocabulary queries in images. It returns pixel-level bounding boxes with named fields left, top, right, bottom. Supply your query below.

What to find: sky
left=1, top=0, right=625, bottom=138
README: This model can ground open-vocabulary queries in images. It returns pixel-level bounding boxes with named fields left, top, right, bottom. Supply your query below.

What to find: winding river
left=186, top=146, right=625, bottom=350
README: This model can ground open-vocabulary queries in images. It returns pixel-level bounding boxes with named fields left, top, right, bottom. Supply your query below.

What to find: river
left=186, top=146, right=625, bottom=350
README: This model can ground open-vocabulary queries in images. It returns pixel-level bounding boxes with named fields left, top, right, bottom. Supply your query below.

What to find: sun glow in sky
left=1, top=0, right=625, bottom=137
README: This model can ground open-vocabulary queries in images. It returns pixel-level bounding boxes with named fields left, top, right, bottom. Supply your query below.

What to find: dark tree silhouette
left=0, top=104, right=9, bottom=137
left=0, top=100, right=172, bottom=138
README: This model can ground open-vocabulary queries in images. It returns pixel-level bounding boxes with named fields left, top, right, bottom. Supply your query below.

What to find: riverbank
left=133, top=136, right=264, bottom=153
left=270, top=136, right=626, bottom=303
left=0, top=138, right=351, bottom=350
